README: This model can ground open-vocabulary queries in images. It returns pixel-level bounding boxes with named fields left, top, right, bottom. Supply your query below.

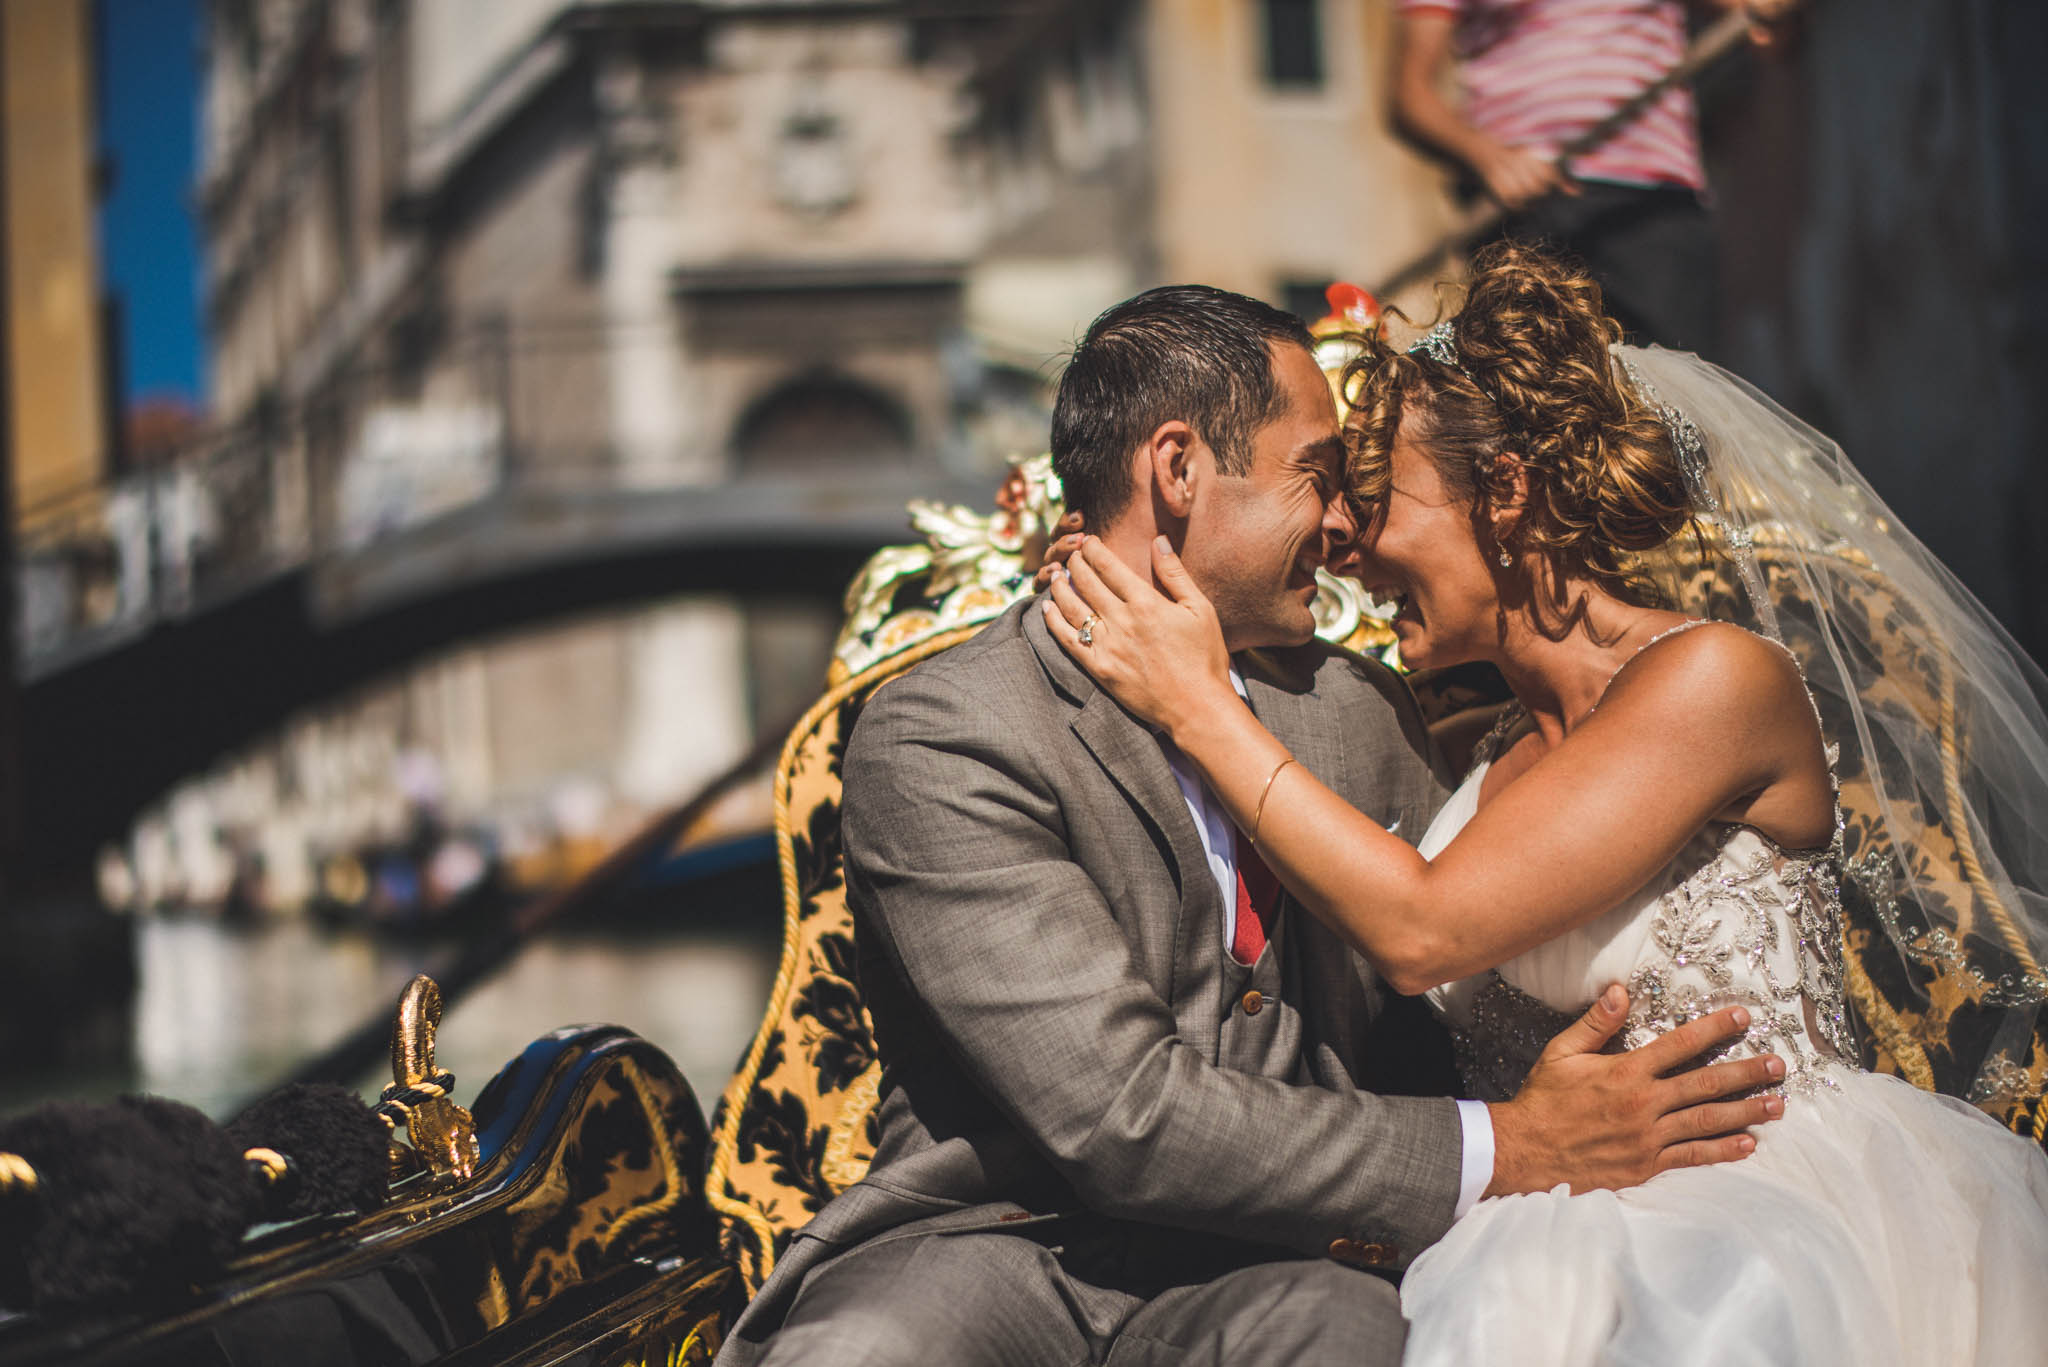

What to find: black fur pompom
left=0, top=1095, right=258, bottom=1311
left=226, top=1083, right=390, bottom=1221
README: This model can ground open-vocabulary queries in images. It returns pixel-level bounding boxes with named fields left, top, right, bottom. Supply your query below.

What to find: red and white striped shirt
left=1402, top=0, right=1706, bottom=193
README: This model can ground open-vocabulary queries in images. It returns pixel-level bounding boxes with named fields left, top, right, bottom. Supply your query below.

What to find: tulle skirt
left=1399, top=1068, right=2048, bottom=1366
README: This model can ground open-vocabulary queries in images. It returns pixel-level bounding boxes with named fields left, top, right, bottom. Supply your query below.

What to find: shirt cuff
left=1452, top=1099, right=1495, bottom=1219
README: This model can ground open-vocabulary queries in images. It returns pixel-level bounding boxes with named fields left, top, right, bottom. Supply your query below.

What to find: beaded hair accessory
left=1406, top=322, right=1504, bottom=498
left=1407, top=327, right=1740, bottom=587
left=1416, top=322, right=1720, bottom=521
left=1613, top=349, right=1778, bottom=639
left=1614, top=353, right=1710, bottom=512
left=1407, top=320, right=1481, bottom=389
left=1406, top=322, right=1767, bottom=625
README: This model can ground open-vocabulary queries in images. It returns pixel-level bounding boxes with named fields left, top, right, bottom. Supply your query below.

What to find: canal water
left=2, top=915, right=780, bottom=1123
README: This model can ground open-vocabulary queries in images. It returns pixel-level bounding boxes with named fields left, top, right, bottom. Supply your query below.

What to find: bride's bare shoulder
left=1600, top=620, right=1821, bottom=755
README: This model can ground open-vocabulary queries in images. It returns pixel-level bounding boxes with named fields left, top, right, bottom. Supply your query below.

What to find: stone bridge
left=14, top=451, right=991, bottom=884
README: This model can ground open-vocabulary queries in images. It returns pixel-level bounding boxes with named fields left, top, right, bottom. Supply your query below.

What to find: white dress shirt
left=1158, top=668, right=1495, bottom=1219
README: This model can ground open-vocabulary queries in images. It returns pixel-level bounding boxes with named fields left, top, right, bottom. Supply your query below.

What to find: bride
left=1040, top=244, right=2048, bottom=1364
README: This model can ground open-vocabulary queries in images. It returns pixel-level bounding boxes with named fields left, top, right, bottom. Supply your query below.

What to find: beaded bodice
left=1420, top=626, right=1859, bottom=1104
left=1430, top=808, right=1856, bottom=1103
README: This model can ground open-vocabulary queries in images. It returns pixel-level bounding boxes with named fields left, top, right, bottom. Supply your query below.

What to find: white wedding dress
left=1398, top=656, right=2048, bottom=1365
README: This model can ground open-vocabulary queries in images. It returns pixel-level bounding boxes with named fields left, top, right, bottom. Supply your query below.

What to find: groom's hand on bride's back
left=1484, top=984, right=1786, bottom=1197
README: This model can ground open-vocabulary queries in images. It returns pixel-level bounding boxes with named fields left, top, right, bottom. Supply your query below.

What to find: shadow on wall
left=1706, top=0, right=2048, bottom=663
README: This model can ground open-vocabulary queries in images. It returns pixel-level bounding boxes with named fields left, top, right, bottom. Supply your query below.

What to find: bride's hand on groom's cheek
left=1042, top=536, right=1234, bottom=736
left=1032, top=511, right=1087, bottom=592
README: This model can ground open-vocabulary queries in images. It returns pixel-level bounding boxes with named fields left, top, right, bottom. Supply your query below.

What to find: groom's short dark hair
left=1050, top=285, right=1314, bottom=525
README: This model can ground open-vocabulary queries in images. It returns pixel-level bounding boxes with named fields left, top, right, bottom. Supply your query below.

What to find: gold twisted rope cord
left=1842, top=955, right=1936, bottom=1091
left=1827, top=556, right=2041, bottom=976
left=1931, top=641, right=2042, bottom=971
left=1825, top=562, right=2040, bottom=1107
left=0, top=1152, right=37, bottom=1194
left=705, top=626, right=988, bottom=1285
left=243, top=1146, right=291, bottom=1184
left=599, top=1063, right=693, bottom=1255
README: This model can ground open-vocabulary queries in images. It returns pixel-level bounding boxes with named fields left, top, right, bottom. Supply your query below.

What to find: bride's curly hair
left=1339, top=241, right=1695, bottom=604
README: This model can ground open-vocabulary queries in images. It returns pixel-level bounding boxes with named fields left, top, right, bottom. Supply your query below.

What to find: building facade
left=4, top=0, right=119, bottom=655
left=133, top=0, right=1458, bottom=913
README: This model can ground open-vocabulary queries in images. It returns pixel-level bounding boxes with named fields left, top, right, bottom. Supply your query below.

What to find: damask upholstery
left=704, top=465, right=2048, bottom=1304
left=704, top=629, right=965, bottom=1297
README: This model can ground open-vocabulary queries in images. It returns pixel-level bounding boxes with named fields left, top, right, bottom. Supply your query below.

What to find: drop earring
left=1493, top=536, right=1512, bottom=569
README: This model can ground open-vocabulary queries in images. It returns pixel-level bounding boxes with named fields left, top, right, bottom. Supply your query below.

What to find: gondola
left=3, top=374, right=2043, bottom=1364
left=0, top=974, right=730, bottom=1366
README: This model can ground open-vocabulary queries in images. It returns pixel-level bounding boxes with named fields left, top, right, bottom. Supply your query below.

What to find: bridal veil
left=1616, top=345, right=2048, bottom=1126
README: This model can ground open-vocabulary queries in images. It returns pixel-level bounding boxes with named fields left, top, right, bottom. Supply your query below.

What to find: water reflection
left=20, top=917, right=777, bottom=1122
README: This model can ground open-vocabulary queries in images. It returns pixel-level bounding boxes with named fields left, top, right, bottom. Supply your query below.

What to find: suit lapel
left=1240, top=648, right=1345, bottom=809
left=1238, top=647, right=1346, bottom=976
left=1242, top=646, right=1388, bottom=1026
left=1025, top=601, right=1226, bottom=1051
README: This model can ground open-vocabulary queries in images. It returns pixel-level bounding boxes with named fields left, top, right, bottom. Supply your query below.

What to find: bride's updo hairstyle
left=1340, top=242, right=1694, bottom=602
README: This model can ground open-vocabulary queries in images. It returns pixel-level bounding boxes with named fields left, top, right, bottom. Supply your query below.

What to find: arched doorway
left=730, top=374, right=913, bottom=475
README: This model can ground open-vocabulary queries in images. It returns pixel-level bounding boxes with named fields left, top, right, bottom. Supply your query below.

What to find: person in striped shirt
left=1392, top=0, right=1796, bottom=354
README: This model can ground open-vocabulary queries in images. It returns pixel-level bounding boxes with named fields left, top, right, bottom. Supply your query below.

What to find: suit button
left=1241, top=990, right=1264, bottom=1016
left=1327, top=1237, right=1398, bottom=1268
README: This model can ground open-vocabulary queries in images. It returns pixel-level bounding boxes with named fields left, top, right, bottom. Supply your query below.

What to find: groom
left=717, top=286, right=1782, bottom=1366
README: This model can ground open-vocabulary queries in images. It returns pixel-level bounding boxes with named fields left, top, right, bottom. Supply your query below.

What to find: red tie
left=1231, top=832, right=1281, bottom=966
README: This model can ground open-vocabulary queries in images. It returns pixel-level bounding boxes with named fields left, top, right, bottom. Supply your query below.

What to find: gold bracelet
left=1248, top=757, right=1297, bottom=849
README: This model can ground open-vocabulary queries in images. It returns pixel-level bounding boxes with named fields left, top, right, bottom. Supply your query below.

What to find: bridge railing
left=13, top=430, right=312, bottom=672
left=12, top=308, right=1016, bottom=675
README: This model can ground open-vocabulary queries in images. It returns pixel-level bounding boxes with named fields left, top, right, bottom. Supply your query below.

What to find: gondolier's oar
left=243, top=715, right=797, bottom=1114
left=1370, top=9, right=1755, bottom=302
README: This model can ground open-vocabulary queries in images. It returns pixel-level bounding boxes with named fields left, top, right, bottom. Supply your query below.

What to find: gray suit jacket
left=721, top=598, right=1461, bottom=1361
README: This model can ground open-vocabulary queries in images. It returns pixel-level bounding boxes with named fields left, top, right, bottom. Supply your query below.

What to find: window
left=1261, top=0, right=1325, bottom=91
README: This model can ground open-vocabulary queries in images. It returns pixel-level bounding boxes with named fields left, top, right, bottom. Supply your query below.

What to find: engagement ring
left=1078, top=616, right=1099, bottom=647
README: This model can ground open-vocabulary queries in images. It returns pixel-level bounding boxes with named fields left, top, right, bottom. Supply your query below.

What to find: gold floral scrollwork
left=832, top=544, right=936, bottom=683
left=1314, top=573, right=1399, bottom=661
left=831, top=455, right=1063, bottom=682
